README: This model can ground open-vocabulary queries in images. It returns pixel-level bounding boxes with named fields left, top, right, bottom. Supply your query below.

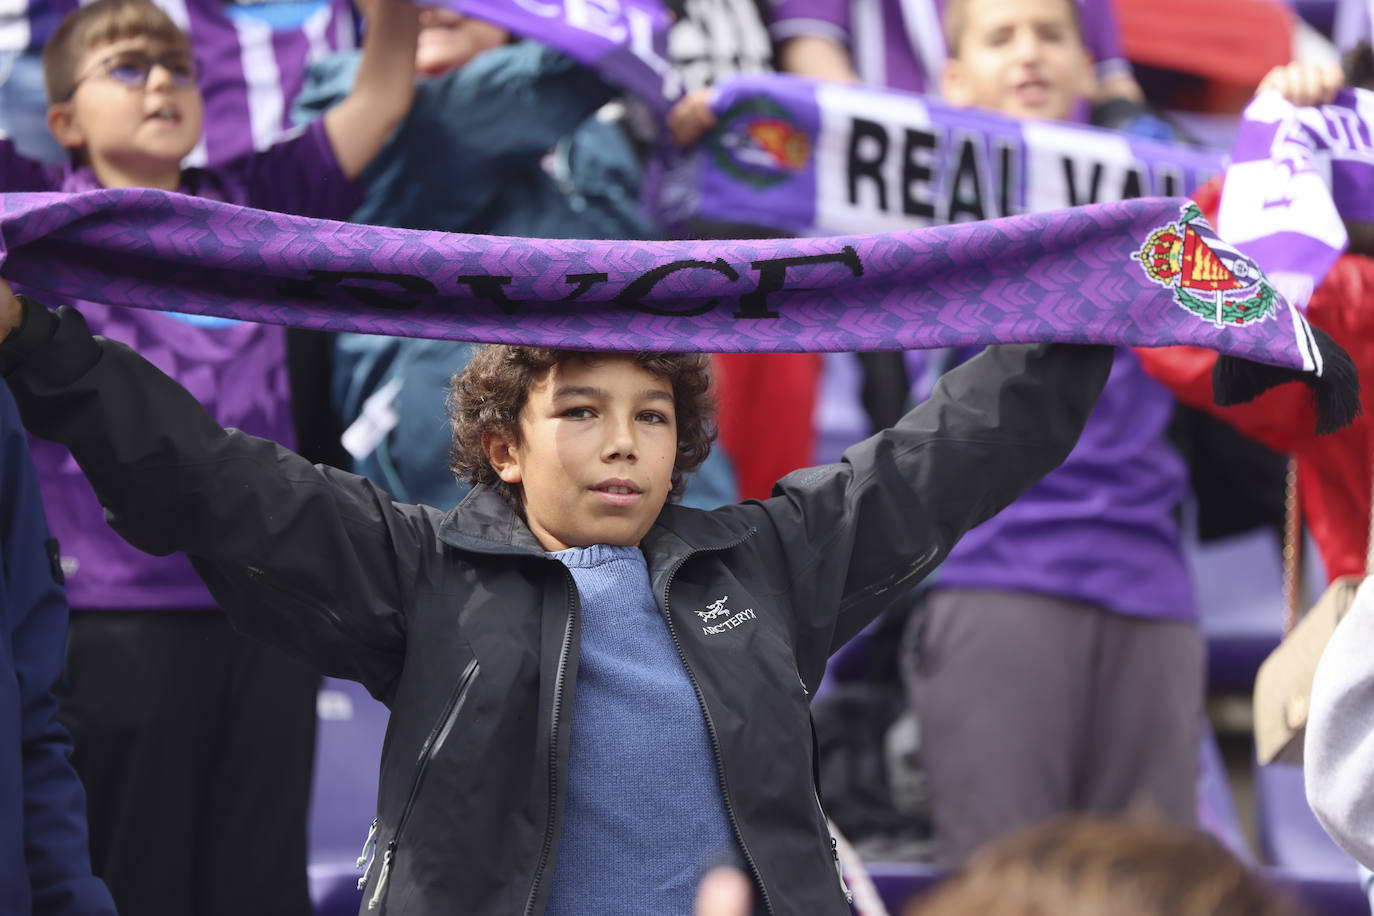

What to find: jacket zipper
left=814, top=788, right=853, bottom=904
left=659, top=539, right=777, bottom=916
left=522, top=567, right=579, bottom=916
left=799, top=672, right=851, bottom=904
left=356, top=818, right=379, bottom=883
left=364, top=657, right=480, bottom=911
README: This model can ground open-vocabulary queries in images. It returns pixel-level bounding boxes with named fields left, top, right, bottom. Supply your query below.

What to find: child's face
left=48, top=35, right=203, bottom=182
left=485, top=356, right=678, bottom=552
left=415, top=8, right=508, bottom=76
left=940, top=0, right=1094, bottom=123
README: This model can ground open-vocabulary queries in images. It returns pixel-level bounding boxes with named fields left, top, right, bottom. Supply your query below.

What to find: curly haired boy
left=0, top=281, right=1112, bottom=915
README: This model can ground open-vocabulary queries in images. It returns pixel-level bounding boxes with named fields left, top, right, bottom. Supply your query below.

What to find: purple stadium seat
left=1186, top=528, right=1326, bottom=693
left=1253, top=761, right=1367, bottom=916
left=867, top=860, right=945, bottom=913
left=1255, top=761, right=1359, bottom=880
left=1263, top=868, right=1370, bottom=916
left=308, top=678, right=390, bottom=916
left=1197, top=721, right=1252, bottom=863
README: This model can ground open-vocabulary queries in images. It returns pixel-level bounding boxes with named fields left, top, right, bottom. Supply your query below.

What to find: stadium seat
left=867, top=860, right=945, bottom=913
left=1253, top=760, right=1367, bottom=916
left=308, top=678, right=390, bottom=916
left=1255, top=761, right=1359, bottom=880
left=1197, top=721, right=1251, bottom=862
left=1186, top=528, right=1325, bottom=693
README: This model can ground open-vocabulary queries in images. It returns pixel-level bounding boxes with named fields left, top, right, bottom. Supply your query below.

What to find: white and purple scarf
left=683, top=74, right=1223, bottom=235
left=1218, top=87, right=1374, bottom=310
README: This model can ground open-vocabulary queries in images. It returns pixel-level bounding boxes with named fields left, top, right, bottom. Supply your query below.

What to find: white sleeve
left=1306, top=575, right=1374, bottom=868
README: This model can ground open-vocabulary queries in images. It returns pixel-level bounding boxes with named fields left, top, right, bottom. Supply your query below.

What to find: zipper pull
left=357, top=817, right=379, bottom=870
left=832, top=836, right=854, bottom=904
left=367, top=843, right=396, bottom=910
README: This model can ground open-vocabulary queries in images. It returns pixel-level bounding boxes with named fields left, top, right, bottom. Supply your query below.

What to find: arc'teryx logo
left=696, top=596, right=731, bottom=621
left=696, top=596, right=758, bottom=636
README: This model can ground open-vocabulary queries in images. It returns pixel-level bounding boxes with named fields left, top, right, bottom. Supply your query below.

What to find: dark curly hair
left=447, top=346, right=717, bottom=506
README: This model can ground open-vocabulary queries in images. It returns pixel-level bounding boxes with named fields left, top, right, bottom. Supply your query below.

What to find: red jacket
left=1136, top=179, right=1374, bottom=581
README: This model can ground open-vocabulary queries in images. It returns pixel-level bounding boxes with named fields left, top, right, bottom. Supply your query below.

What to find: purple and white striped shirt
left=0, top=0, right=356, bottom=166
left=768, top=0, right=1131, bottom=96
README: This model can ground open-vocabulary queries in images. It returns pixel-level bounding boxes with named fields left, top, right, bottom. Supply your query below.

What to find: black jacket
left=4, top=301, right=1113, bottom=915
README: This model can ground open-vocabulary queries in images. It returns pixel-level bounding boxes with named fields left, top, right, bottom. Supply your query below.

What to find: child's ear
left=482, top=430, right=523, bottom=486
left=46, top=104, right=84, bottom=152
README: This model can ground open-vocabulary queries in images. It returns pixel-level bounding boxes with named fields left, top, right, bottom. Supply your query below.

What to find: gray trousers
left=903, top=588, right=1206, bottom=866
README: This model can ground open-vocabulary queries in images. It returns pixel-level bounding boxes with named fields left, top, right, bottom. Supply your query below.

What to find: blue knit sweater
left=544, top=544, right=737, bottom=914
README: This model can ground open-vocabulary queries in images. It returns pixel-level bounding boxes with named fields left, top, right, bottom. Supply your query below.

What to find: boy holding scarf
left=0, top=261, right=1114, bottom=913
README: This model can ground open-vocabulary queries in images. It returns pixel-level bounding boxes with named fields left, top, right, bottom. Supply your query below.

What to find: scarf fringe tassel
left=1213, top=325, right=1362, bottom=436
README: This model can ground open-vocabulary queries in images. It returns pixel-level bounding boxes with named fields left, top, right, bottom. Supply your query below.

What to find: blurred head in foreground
left=907, top=813, right=1304, bottom=916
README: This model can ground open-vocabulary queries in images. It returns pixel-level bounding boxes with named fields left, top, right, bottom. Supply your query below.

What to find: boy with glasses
left=0, top=0, right=421, bottom=911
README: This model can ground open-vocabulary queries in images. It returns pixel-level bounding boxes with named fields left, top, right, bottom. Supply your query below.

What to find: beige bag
left=1253, top=460, right=1369, bottom=765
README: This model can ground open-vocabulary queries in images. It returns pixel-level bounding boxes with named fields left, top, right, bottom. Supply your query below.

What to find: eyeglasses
left=61, top=49, right=199, bottom=101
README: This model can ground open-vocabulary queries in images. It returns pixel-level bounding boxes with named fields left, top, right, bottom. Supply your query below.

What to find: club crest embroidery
left=1136, top=203, right=1277, bottom=328
left=710, top=97, right=813, bottom=189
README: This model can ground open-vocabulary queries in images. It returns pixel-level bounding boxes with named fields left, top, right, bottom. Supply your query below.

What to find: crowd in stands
left=2, top=0, right=1374, bottom=914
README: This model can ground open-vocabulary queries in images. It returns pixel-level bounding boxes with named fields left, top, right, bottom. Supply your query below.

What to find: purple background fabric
left=456, top=0, right=678, bottom=109
left=33, top=305, right=296, bottom=610
left=935, top=349, right=1195, bottom=621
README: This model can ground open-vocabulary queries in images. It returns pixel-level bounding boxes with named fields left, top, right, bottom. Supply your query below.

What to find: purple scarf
left=0, top=188, right=1358, bottom=431
left=455, top=0, right=678, bottom=112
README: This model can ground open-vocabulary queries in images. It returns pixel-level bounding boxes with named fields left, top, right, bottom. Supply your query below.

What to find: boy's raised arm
left=0, top=282, right=412, bottom=696
left=323, top=0, right=421, bottom=181
left=747, top=342, right=1114, bottom=677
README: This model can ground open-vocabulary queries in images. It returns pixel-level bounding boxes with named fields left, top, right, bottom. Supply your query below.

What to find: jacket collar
left=436, top=485, right=754, bottom=567
left=436, top=485, right=547, bottom=557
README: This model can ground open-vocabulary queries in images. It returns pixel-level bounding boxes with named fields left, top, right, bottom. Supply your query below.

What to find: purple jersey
left=934, top=350, right=1196, bottom=622
left=0, top=0, right=356, bottom=167
left=9, top=119, right=362, bottom=611
left=768, top=0, right=1130, bottom=95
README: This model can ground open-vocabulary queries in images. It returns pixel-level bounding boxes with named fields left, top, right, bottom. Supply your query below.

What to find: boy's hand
left=1258, top=60, right=1344, bottom=108
left=667, top=88, right=717, bottom=148
left=0, top=277, right=19, bottom=341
